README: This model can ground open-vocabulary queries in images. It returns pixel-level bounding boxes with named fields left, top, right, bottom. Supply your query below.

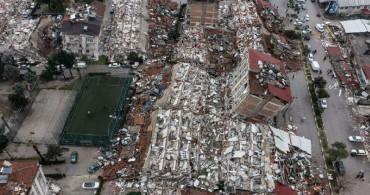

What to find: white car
left=30, top=3, right=36, bottom=9
left=305, top=15, right=310, bottom=21
left=108, top=63, right=120, bottom=68
left=82, top=182, right=99, bottom=189
left=320, top=98, right=327, bottom=109
left=316, top=24, right=324, bottom=32
left=308, top=53, right=313, bottom=62
left=351, top=149, right=368, bottom=156
left=348, top=136, right=365, bottom=143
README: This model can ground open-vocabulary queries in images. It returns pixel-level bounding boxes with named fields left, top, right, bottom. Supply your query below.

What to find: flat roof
left=340, top=19, right=370, bottom=34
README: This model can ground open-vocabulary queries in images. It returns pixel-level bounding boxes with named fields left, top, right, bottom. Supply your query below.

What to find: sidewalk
left=0, top=143, right=47, bottom=159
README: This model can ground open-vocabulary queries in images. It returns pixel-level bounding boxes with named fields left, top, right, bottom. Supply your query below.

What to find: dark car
left=335, top=161, right=346, bottom=176
left=87, top=161, right=103, bottom=173
left=70, top=151, right=78, bottom=164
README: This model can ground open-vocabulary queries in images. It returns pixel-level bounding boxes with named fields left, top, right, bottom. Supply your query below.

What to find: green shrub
left=45, top=173, right=66, bottom=179
left=39, top=160, right=65, bottom=166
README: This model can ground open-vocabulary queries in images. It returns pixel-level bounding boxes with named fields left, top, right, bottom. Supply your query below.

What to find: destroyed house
left=61, top=1, right=105, bottom=60
left=231, top=49, right=292, bottom=121
left=0, top=161, right=49, bottom=195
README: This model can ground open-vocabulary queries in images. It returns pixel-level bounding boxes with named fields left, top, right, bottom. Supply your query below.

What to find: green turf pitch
left=65, top=77, right=125, bottom=135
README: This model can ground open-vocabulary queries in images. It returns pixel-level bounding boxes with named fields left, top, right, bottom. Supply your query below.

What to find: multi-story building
left=327, top=0, right=370, bottom=15
left=61, top=1, right=105, bottom=60
left=231, top=49, right=292, bottom=122
left=0, top=161, right=49, bottom=195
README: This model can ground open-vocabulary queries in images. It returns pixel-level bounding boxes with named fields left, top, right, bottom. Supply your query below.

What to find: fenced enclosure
left=58, top=75, right=132, bottom=147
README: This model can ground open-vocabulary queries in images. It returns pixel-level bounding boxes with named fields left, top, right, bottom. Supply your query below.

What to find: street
left=270, top=0, right=370, bottom=193
left=31, top=64, right=131, bottom=77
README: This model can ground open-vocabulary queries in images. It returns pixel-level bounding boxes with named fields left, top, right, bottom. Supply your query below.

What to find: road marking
left=339, top=89, right=342, bottom=97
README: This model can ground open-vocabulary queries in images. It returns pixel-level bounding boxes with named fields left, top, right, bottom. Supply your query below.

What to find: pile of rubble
left=0, top=0, right=40, bottom=51
left=175, top=27, right=207, bottom=64
left=101, top=0, right=144, bottom=57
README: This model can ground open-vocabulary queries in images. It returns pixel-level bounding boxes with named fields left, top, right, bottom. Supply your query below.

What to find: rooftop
left=327, top=46, right=342, bottom=56
left=248, top=49, right=292, bottom=103
left=0, top=161, right=39, bottom=195
left=61, top=0, right=105, bottom=36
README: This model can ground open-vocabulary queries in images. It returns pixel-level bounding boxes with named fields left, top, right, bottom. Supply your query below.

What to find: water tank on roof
left=258, top=60, right=263, bottom=69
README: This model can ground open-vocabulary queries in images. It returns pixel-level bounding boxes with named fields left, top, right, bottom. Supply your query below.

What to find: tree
left=327, top=141, right=349, bottom=161
left=127, top=52, right=143, bottom=64
left=317, top=88, right=330, bottom=98
left=337, top=175, right=355, bottom=193
left=24, top=72, right=37, bottom=91
left=0, top=134, right=9, bottom=153
left=43, top=145, right=63, bottom=161
left=0, top=134, right=12, bottom=160
left=12, top=82, right=26, bottom=95
left=2, top=65, right=20, bottom=81
left=24, top=72, right=37, bottom=84
left=8, top=93, right=28, bottom=109
left=313, top=76, right=327, bottom=89
left=114, top=54, right=126, bottom=64
left=52, top=50, right=75, bottom=77
left=40, top=59, right=57, bottom=81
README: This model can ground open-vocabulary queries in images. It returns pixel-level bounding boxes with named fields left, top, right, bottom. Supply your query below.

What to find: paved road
left=31, top=64, right=131, bottom=77
left=271, top=0, right=370, bottom=193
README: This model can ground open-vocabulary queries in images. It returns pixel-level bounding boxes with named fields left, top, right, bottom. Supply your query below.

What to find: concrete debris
left=97, top=0, right=326, bottom=194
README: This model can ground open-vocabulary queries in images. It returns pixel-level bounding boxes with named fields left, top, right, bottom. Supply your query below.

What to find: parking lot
left=42, top=146, right=103, bottom=195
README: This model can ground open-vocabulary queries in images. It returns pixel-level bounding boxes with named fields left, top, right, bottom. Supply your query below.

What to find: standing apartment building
left=231, top=49, right=293, bottom=122
left=61, top=1, right=105, bottom=60
left=0, top=161, right=49, bottom=195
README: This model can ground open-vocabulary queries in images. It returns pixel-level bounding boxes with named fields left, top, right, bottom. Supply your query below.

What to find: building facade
left=231, top=49, right=292, bottom=122
left=334, top=0, right=370, bottom=15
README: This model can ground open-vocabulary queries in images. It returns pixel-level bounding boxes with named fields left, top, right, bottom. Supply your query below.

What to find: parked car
left=351, top=149, right=368, bottom=156
left=320, top=98, right=327, bottom=109
left=310, top=61, right=320, bottom=71
left=18, top=64, right=30, bottom=70
left=82, top=182, right=99, bottom=189
left=301, top=25, right=311, bottom=32
left=302, top=32, right=310, bottom=40
left=108, top=62, right=120, bottom=68
left=305, top=15, right=310, bottom=21
left=294, top=21, right=303, bottom=26
left=348, top=136, right=365, bottom=143
left=308, top=53, right=313, bottom=62
left=335, top=161, right=346, bottom=176
left=87, top=161, right=103, bottom=173
left=316, top=24, right=324, bottom=32
left=70, top=151, right=78, bottom=164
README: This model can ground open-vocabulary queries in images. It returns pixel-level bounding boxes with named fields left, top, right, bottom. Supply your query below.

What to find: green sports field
left=65, top=76, right=126, bottom=136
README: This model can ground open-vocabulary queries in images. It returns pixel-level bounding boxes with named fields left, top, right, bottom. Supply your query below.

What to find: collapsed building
left=61, top=1, right=105, bottom=60
left=231, top=49, right=292, bottom=122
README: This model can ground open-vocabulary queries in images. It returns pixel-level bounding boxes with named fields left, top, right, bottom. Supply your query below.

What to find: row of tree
left=313, top=76, right=330, bottom=99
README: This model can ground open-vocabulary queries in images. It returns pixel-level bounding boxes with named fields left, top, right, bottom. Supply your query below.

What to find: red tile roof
left=268, top=83, right=293, bottom=102
left=363, top=65, right=370, bottom=79
left=275, top=182, right=297, bottom=195
left=327, top=46, right=342, bottom=56
left=249, top=49, right=286, bottom=75
left=0, top=161, right=39, bottom=195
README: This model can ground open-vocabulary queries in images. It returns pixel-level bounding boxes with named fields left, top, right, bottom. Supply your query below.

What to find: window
left=87, top=38, right=94, bottom=43
left=86, top=50, right=90, bottom=53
